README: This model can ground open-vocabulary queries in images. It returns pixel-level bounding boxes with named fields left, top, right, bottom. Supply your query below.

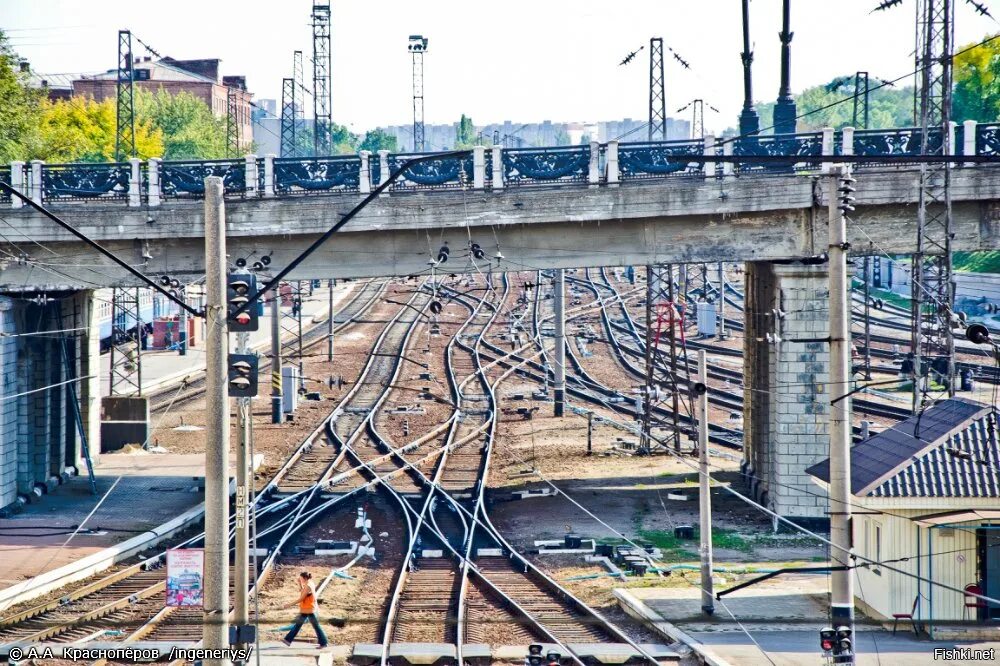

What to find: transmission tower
left=408, top=35, right=428, bottom=151
left=312, top=2, right=332, bottom=156
left=115, top=30, right=136, bottom=162
left=293, top=50, right=307, bottom=132
left=226, top=87, right=239, bottom=157
left=911, top=0, right=956, bottom=410
left=108, top=288, right=143, bottom=396
left=280, top=78, right=296, bottom=157
left=648, top=37, right=666, bottom=141
left=853, top=71, right=871, bottom=130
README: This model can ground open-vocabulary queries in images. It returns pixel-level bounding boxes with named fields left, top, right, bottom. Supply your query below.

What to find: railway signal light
left=834, top=625, right=853, bottom=661
left=820, top=627, right=836, bottom=652
left=227, top=272, right=259, bottom=332
left=227, top=353, right=259, bottom=397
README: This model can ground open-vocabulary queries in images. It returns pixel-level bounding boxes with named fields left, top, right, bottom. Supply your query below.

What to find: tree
left=0, top=30, right=41, bottom=162
left=136, top=89, right=226, bottom=159
left=953, top=35, right=1000, bottom=123
left=552, top=129, right=571, bottom=146
left=455, top=114, right=476, bottom=149
left=26, top=96, right=161, bottom=162
left=359, top=128, right=397, bottom=153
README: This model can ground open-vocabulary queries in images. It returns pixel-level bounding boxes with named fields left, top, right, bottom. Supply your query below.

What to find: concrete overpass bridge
left=0, top=122, right=997, bottom=523
left=1, top=121, right=999, bottom=289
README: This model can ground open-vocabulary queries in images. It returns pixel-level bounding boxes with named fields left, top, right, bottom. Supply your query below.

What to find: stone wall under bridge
left=742, top=261, right=831, bottom=526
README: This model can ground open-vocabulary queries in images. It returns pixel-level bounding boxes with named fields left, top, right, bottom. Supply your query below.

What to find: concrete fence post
left=244, top=154, right=258, bottom=197
left=841, top=127, right=855, bottom=156
left=147, top=158, right=161, bottom=207
left=702, top=135, right=715, bottom=179
left=588, top=140, right=601, bottom=185
left=722, top=140, right=734, bottom=178
left=10, top=161, right=25, bottom=209
left=378, top=150, right=391, bottom=193
left=128, top=158, right=142, bottom=207
left=359, top=151, right=371, bottom=194
left=821, top=127, right=835, bottom=173
left=964, top=119, right=977, bottom=166
left=30, top=160, right=43, bottom=205
left=491, top=146, right=503, bottom=190
left=263, top=154, right=275, bottom=198
left=606, top=140, right=620, bottom=185
left=473, top=145, right=485, bottom=190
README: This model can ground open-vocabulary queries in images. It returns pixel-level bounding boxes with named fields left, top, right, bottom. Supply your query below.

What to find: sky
left=2, top=0, right=997, bottom=135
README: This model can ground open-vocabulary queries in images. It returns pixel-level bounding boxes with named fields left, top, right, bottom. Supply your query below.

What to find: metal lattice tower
left=408, top=35, right=428, bottom=152
left=312, top=2, right=332, bottom=156
left=293, top=50, right=306, bottom=131
left=648, top=37, right=666, bottom=141
left=108, top=288, right=143, bottom=396
left=911, top=0, right=956, bottom=410
left=114, top=30, right=136, bottom=162
left=641, top=264, right=689, bottom=454
left=853, top=71, right=871, bottom=130
left=280, top=78, right=296, bottom=157
left=226, top=87, right=239, bottom=157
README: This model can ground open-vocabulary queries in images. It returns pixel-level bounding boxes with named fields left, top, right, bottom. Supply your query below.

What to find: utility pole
left=553, top=269, right=566, bottom=417
left=311, top=1, right=332, bottom=157
left=738, top=0, right=760, bottom=139
left=297, top=281, right=305, bottom=391
left=115, top=29, right=136, bottom=162
left=203, top=176, right=230, bottom=661
left=179, top=286, right=188, bottom=356
left=233, top=327, right=251, bottom=657
left=648, top=37, right=666, bottom=141
left=862, top=258, right=872, bottom=380
left=773, top=0, right=797, bottom=135
left=271, top=294, right=282, bottom=424
left=408, top=35, right=429, bottom=152
left=717, top=263, right=727, bottom=340
left=586, top=411, right=593, bottom=456
left=697, top=349, right=714, bottom=616
left=327, top=279, right=335, bottom=362
left=828, top=165, right=855, bottom=641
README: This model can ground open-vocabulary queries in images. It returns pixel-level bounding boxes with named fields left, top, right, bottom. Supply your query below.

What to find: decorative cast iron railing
left=0, top=166, right=10, bottom=204
left=160, top=159, right=246, bottom=198
left=618, top=140, right=704, bottom=179
left=733, top=132, right=823, bottom=173
left=850, top=126, right=943, bottom=166
left=387, top=152, right=473, bottom=190
left=273, top=156, right=360, bottom=194
left=977, top=123, right=1000, bottom=156
left=501, top=145, right=590, bottom=186
left=41, top=162, right=131, bottom=201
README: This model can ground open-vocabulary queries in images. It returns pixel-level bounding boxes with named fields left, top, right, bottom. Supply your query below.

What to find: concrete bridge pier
left=742, top=261, right=831, bottom=527
left=0, top=290, right=100, bottom=514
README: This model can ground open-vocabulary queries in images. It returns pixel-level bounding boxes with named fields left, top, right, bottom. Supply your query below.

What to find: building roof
left=806, top=398, right=1000, bottom=498
left=78, top=58, right=218, bottom=85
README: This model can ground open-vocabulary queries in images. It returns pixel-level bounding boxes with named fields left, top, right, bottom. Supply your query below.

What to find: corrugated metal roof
left=806, top=398, right=998, bottom=498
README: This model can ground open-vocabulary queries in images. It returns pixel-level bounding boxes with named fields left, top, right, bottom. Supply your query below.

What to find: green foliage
left=953, top=35, right=1000, bottom=123
left=359, top=128, right=397, bottom=153
left=455, top=114, right=477, bottom=149
left=953, top=250, right=1000, bottom=273
left=135, top=89, right=226, bottom=160
left=27, top=96, right=162, bottom=162
left=755, top=76, right=914, bottom=132
left=552, top=129, right=571, bottom=146
left=0, top=30, right=41, bottom=162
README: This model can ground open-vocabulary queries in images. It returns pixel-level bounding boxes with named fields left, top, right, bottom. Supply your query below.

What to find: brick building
left=71, top=57, right=252, bottom=151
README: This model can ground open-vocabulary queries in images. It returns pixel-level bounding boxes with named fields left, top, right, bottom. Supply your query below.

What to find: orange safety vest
left=299, top=586, right=316, bottom=614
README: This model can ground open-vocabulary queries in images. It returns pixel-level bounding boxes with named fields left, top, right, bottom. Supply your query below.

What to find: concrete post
left=473, top=146, right=486, bottom=190
left=29, top=160, right=43, bottom=204
left=947, top=120, right=957, bottom=156
left=202, top=176, right=230, bottom=661
left=179, top=287, right=188, bottom=356
left=717, top=263, right=727, bottom=339
left=10, top=161, right=25, bottom=209
left=606, top=140, right=620, bottom=185
left=78, top=290, right=101, bottom=467
left=553, top=269, right=566, bottom=416
left=827, top=165, right=854, bottom=633
left=721, top=141, right=734, bottom=178
left=128, top=158, right=142, bottom=207
left=697, top=349, right=714, bottom=615
left=491, top=146, right=504, bottom=190
left=147, top=159, right=161, bottom=207
left=359, top=151, right=371, bottom=194
left=378, top=150, right=391, bottom=190
left=841, top=127, right=855, bottom=156
left=271, top=294, right=282, bottom=424
left=263, top=154, right=275, bottom=198
left=821, top=127, right=834, bottom=173
left=244, top=155, right=258, bottom=197
left=327, top=279, right=335, bottom=362
left=233, top=330, right=250, bottom=655
left=702, top=135, right=715, bottom=179
left=588, top=141, right=600, bottom=185
left=963, top=120, right=977, bottom=164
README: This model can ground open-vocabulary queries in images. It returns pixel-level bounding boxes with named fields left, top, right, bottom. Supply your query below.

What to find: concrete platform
left=0, top=452, right=259, bottom=606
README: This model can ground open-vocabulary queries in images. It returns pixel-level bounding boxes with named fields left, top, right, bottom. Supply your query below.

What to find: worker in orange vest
left=282, top=572, right=328, bottom=648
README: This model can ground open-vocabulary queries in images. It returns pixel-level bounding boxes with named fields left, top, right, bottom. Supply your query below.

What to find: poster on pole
left=165, top=548, right=204, bottom=607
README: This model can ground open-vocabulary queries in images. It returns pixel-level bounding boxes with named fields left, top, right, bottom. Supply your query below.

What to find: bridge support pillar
left=742, top=261, right=830, bottom=525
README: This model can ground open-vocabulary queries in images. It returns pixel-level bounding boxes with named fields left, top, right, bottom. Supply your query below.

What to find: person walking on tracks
left=282, top=571, right=329, bottom=648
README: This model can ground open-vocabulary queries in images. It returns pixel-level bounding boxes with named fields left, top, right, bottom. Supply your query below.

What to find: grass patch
left=637, top=527, right=754, bottom=554
left=954, top=250, right=1000, bottom=273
